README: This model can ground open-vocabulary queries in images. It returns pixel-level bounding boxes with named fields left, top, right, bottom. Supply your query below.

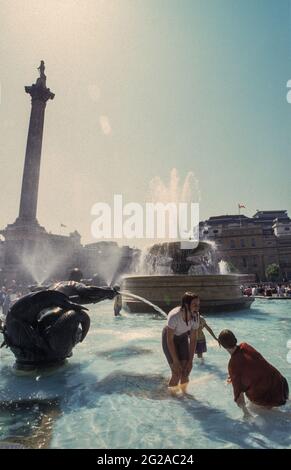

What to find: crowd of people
left=242, top=283, right=291, bottom=297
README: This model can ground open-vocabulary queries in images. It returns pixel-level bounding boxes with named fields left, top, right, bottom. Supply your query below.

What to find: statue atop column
left=36, top=60, right=46, bottom=87
left=25, top=60, right=55, bottom=102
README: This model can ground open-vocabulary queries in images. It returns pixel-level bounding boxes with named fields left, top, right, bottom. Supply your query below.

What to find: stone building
left=200, top=210, right=291, bottom=281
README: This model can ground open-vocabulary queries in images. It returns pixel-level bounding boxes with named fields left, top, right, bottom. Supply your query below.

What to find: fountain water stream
left=118, top=291, right=167, bottom=318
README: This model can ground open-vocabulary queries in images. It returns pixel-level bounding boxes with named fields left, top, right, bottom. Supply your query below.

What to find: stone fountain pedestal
left=122, top=274, right=254, bottom=314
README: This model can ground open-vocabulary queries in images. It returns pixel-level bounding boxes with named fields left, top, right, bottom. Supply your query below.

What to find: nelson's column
left=0, top=62, right=81, bottom=283
left=17, top=60, right=55, bottom=224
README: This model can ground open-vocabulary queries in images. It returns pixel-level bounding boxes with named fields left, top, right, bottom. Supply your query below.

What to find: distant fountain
left=121, top=170, right=254, bottom=314
left=137, top=240, right=217, bottom=276
left=122, top=240, right=253, bottom=313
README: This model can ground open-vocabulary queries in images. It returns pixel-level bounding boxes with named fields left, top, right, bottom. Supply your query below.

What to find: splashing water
left=148, top=168, right=201, bottom=204
left=94, top=247, right=123, bottom=287
left=146, top=168, right=201, bottom=245
left=1, top=300, right=291, bottom=449
left=118, top=291, right=167, bottom=318
left=136, top=245, right=173, bottom=275
left=135, top=239, right=219, bottom=276
left=87, top=244, right=135, bottom=288
left=218, top=260, right=230, bottom=275
left=20, top=246, right=68, bottom=285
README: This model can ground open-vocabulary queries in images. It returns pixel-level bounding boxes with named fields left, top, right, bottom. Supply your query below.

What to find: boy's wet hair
left=218, top=329, right=237, bottom=349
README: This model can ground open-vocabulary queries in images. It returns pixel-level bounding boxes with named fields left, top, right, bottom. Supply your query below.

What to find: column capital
left=25, top=84, right=55, bottom=102
left=25, top=61, right=55, bottom=102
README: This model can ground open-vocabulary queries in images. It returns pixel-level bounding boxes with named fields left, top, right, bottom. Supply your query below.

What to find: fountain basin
left=122, top=274, right=254, bottom=314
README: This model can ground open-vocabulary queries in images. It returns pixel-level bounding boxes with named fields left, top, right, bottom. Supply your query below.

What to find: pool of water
left=0, top=299, right=290, bottom=449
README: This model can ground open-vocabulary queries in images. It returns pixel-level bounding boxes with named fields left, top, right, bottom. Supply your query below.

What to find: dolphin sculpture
left=0, top=290, right=92, bottom=370
left=50, top=280, right=117, bottom=304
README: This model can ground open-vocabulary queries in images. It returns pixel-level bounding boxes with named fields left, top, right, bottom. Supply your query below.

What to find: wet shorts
left=162, top=326, right=189, bottom=365
left=195, top=339, right=207, bottom=354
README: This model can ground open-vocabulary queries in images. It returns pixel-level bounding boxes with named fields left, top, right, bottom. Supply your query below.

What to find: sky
left=0, top=0, right=291, bottom=245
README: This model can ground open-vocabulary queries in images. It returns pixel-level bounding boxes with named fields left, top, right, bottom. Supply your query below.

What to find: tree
left=265, top=263, right=280, bottom=282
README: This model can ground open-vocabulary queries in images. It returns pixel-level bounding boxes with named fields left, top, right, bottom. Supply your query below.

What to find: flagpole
left=238, top=204, right=242, bottom=228
left=60, top=223, right=67, bottom=235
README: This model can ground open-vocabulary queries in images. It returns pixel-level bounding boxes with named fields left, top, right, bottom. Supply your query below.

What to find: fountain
left=121, top=241, right=254, bottom=314
left=120, top=170, right=254, bottom=314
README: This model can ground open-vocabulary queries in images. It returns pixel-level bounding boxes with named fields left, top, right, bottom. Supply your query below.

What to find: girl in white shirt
left=162, top=292, right=200, bottom=393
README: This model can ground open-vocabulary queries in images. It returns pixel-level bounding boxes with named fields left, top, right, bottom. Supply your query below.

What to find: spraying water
left=136, top=240, right=219, bottom=276
left=20, top=245, right=69, bottom=285
left=88, top=169, right=201, bottom=282
left=96, top=248, right=123, bottom=286
left=218, top=260, right=230, bottom=275
left=137, top=244, right=173, bottom=276
left=146, top=168, right=201, bottom=245
left=88, top=243, right=137, bottom=287
left=148, top=168, right=201, bottom=205
left=118, top=290, right=168, bottom=318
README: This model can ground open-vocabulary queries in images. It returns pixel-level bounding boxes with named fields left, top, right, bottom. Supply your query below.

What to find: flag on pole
left=238, top=204, right=245, bottom=227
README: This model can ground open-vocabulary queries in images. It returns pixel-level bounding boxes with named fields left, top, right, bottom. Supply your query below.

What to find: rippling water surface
left=0, top=299, right=290, bottom=449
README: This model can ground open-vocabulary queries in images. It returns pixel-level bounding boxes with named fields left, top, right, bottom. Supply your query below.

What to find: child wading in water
left=196, top=315, right=219, bottom=364
left=162, top=292, right=200, bottom=394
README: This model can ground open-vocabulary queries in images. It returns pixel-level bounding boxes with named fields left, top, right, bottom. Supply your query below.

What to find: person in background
left=265, top=286, right=273, bottom=297
left=258, top=285, right=265, bottom=295
left=244, top=286, right=252, bottom=297
left=251, top=286, right=257, bottom=296
left=113, top=285, right=122, bottom=316
left=218, top=329, right=289, bottom=417
left=277, top=285, right=285, bottom=297
left=195, top=315, right=219, bottom=364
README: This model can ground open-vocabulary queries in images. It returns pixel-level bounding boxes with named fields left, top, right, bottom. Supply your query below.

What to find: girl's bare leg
left=168, top=364, right=181, bottom=388
left=197, top=352, right=204, bottom=364
left=180, top=360, right=189, bottom=393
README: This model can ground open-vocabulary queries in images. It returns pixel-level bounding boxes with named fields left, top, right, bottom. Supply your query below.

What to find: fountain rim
left=123, top=273, right=251, bottom=280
